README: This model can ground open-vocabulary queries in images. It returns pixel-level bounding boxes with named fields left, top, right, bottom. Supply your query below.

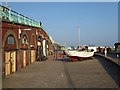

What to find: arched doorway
left=3, top=31, right=18, bottom=76
left=20, top=32, right=29, bottom=68
left=4, top=51, right=16, bottom=76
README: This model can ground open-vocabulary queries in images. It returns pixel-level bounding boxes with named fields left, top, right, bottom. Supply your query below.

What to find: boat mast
left=78, top=27, right=80, bottom=49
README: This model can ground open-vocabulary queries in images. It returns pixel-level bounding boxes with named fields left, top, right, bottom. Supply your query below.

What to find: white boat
left=65, top=28, right=94, bottom=60
left=65, top=50, right=94, bottom=60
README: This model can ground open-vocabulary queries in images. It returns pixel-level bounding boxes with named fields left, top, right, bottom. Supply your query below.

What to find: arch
left=30, top=34, right=36, bottom=48
left=3, top=30, right=18, bottom=49
left=20, top=31, right=29, bottom=47
left=36, top=32, right=43, bottom=61
left=2, top=30, right=19, bottom=76
left=20, top=31, right=30, bottom=67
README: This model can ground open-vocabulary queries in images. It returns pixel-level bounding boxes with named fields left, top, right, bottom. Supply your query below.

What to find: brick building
left=0, top=5, right=54, bottom=77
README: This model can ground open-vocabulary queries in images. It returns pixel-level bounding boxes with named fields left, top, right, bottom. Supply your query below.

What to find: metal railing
left=0, top=5, right=41, bottom=28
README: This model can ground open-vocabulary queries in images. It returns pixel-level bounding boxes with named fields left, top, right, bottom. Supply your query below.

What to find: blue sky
left=2, top=2, right=118, bottom=47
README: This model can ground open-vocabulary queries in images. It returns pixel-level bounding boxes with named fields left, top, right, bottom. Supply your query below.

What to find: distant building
left=88, top=46, right=97, bottom=52
left=66, top=46, right=75, bottom=50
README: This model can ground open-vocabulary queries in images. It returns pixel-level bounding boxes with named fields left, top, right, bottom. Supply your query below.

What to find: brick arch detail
left=30, top=34, right=36, bottom=48
left=20, top=31, right=29, bottom=47
left=3, top=30, right=18, bottom=49
left=2, top=30, right=19, bottom=76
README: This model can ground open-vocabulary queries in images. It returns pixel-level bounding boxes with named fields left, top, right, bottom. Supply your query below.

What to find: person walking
left=104, top=47, right=107, bottom=57
left=116, top=48, right=119, bottom=58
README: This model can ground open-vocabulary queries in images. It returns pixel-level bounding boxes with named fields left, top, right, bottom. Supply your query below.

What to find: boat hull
left=65, top=50, right=94, bottom=60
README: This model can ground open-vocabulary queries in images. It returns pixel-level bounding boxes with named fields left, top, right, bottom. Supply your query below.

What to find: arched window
left=22, top=35, right=28, bottom=45
left=7, top=35, right=14, bottom=44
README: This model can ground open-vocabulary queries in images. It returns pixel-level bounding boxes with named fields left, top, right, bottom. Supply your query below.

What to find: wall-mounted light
left=23, top=29, right=31, bottom=31
left=18, top=28, right=21, bottom=39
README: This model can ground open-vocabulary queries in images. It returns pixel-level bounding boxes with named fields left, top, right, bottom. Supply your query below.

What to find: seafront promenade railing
left=0, top=5, right=41, bottom=28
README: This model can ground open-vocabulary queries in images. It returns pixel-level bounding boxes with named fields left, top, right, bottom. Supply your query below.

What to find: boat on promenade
left=65, top=50, right=94, bottom=61
left=65, top=27, right=94, bottom=61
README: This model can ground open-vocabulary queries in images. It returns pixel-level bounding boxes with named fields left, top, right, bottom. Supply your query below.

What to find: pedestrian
left=116, top=48, right=119, bottom=58
left=54, top=49, right=58, bottom=59
left=117, top=54, right=119, bottom=58
left=104, top=47, right=107, bottom=57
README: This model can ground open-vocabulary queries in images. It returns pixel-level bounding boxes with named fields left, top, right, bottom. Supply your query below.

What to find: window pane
left=8, top=36, right=14, bottom=44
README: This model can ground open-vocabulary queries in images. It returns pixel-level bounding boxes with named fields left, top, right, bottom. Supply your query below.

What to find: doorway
left=31, top=50, right=36, bottom=63
left=4, top=51, right=16, bottom=76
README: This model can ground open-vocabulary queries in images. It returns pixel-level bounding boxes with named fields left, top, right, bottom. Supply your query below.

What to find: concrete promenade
left=2, top=55, right=120, bottom=88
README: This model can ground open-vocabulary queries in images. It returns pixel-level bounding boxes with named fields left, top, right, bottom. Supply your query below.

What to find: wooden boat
left=65, top=50, right=94, bottom=60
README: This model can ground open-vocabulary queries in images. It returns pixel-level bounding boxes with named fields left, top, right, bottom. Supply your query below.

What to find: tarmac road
left=2, top=55, right=120, bottom=88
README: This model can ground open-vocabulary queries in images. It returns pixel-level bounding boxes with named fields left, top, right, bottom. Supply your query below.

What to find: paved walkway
left=3, top=56, right=68, bottom=88
left=2, top=55, right=120, bottom=88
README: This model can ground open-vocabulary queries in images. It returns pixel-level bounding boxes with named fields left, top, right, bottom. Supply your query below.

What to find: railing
left=0, top=5, right=41, bottom=28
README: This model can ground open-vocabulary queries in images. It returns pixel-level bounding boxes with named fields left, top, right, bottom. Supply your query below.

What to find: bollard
left=53, top=52, right=55, bottom=58
left=55, top=52, right=57, bottom=59
left=59, top=53, right=61, bottom=57
left=62, top=54, right=64, bottom=59
left=117, top=54, right=119, bottom=58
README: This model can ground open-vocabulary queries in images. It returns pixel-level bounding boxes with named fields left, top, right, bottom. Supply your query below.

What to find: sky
left=1, top=2, right=118, bottom=47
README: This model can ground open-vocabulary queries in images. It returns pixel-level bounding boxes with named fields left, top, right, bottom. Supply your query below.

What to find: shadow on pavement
left=53, top=56, right=95, bottom=62
left=95, top=55, right=120, bottom=87
left=53, top=58, right=70, bottom=62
